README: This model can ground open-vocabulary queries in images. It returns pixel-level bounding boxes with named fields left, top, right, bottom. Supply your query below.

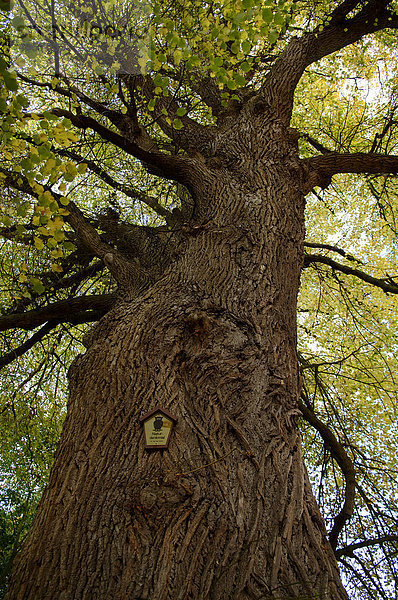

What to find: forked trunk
left=5, top=117, right=348, bottom=599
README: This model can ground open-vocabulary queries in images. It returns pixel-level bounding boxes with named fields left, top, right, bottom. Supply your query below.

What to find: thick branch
left=0, top=166, right=113, bottom=260
left=301, top=133, right=333, bottom=155
left=50, top=108, right=193, bottom=184
left=306, top=0, right=398, bottom=66
left=4, top=261, right=104, bottom=319
left=328, top=0, right=364, bottom=23
left=0, top=167, right=151, bottom=288
left=0, top=294, right=115, bottom=332
left=0, top=305, right=113, bottom=369
left=13, top=131, right=173, bottom=220
left=303, top=152, right=398, bottom=192
left=191, top=75, right=224, bottom=116
left=138, top=75, right=216, bottom=153
left=261, top=0, right=398, bottom=123
left=304, top=254, right=398, bottom=294
left=46, top=261, right=104, bottom=293
left=299, top=398, right=356, bottom=550
left=18, top=73, right=179, bottom=163
left=18, top=73, right=122, bottom=124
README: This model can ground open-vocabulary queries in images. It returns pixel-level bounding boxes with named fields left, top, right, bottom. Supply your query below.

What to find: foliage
left=0, top=0, right=398, bottom=598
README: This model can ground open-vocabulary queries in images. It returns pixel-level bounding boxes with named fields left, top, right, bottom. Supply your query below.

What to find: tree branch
left=0, top=294, right=116, bottom=332
left=0, top=321, right=56, bottom=369
left=299, top=398, right=356, bottom=550
left=304, top=253, right=398, bottom=294
left=301, top=133, right=333, bottom=155
left=303, top=152, right=398, bottom=192
left=0, top=303, right=115, bottom=369
left=307, top=0, right=398, bottom=65
left=328, top=0, right=364, bottom=24
left=0, top=167, right=151, bottom=288
left=304, top=242, right=364, bottom=264
left=261, top=0, right=398, bottom=123
left=137, top=75, right=217, bottom=153
left=18, top=73, right=121, bottom=124
left=53, top=146, right=174, bottom=222
left=50, top=108, right=194, bottom=184
left=14, top=130, right=174, bottom=221
left=336, top=535, right=398, bottom=559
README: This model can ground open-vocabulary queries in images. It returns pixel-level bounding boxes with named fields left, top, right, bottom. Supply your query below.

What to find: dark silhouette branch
left=0, top=294, right=116, bottom=332
left=304, top=242, right=364, bottom=264
left=46, top=262, right=104, bottom=293
left=301, top=134, right=333, bottom=155
left=12, top=132, right=175, bottom=222
left=18, top=73, right=122, bottom=124
left=299, top=398, right=356, bottom=550
left=328, top=0, right=364, bottom=23
left=20, top=72, right=214, bottom=157
left=370, top=104, right=398, bottom=153
left=338, top=557, right=383, bottom=598
left=304, top=253, right=398, bottom=294
left=0, top=321, right=56, bottom=369
left=336, top=535, right=398, bottom=559
left=4, top=261, right=105, bottom=320
left=52, top=147, right=174, bottom=222
left=0, top=305, right=115, bottom=369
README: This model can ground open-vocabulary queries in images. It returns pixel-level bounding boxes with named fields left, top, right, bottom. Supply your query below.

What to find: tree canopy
left=0, top=0, right=398, bottom=598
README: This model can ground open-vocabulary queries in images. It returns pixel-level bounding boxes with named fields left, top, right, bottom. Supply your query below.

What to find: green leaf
left=234, top=73, right=246, bottom=87
left=241, top=40, right=252, bottom=54
left=1, top=215, right=12, bottom=226
left=30, top=277, right=45, bottom=294
left=172, top=118, right=183, bottom=130
left=11, top=15, right=25, bottom=29
left=2, top=71, right=18, bottom=91
left=33, top=237, right=44, bottom=251
left=268, top=29, right=278, bottom=44
left=262, top=8, right=273, bottom=23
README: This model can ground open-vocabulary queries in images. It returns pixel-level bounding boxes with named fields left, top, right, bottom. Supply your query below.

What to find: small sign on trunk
left=140, top=407, right=178, bottom=450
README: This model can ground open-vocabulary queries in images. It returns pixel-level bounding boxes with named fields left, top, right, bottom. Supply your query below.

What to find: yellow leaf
left=34, top=237, right=44, bottom=250
left=51, top=263, right=63, bottom=272
left=32, top=183, right=44, bottom=194
left=51, top=248, right=63, bottom=258
left=46, top=158, right=56, bottom=170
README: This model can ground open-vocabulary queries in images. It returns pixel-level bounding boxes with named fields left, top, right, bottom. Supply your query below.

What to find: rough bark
left=5, top=107, right=348, bottom=600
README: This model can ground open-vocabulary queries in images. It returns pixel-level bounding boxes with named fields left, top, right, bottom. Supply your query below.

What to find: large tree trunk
left=5, top=117, right=348, bottom=599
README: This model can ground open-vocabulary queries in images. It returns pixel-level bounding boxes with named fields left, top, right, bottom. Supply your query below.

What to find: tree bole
left=5, top=126, right=349, bottom=600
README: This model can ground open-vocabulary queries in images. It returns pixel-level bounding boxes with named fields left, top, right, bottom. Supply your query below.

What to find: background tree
left=1, top=0, right=398, bottom=598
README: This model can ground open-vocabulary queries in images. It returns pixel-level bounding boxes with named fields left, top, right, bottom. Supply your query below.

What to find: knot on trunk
left=184, top=312, right=212, bottom=343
